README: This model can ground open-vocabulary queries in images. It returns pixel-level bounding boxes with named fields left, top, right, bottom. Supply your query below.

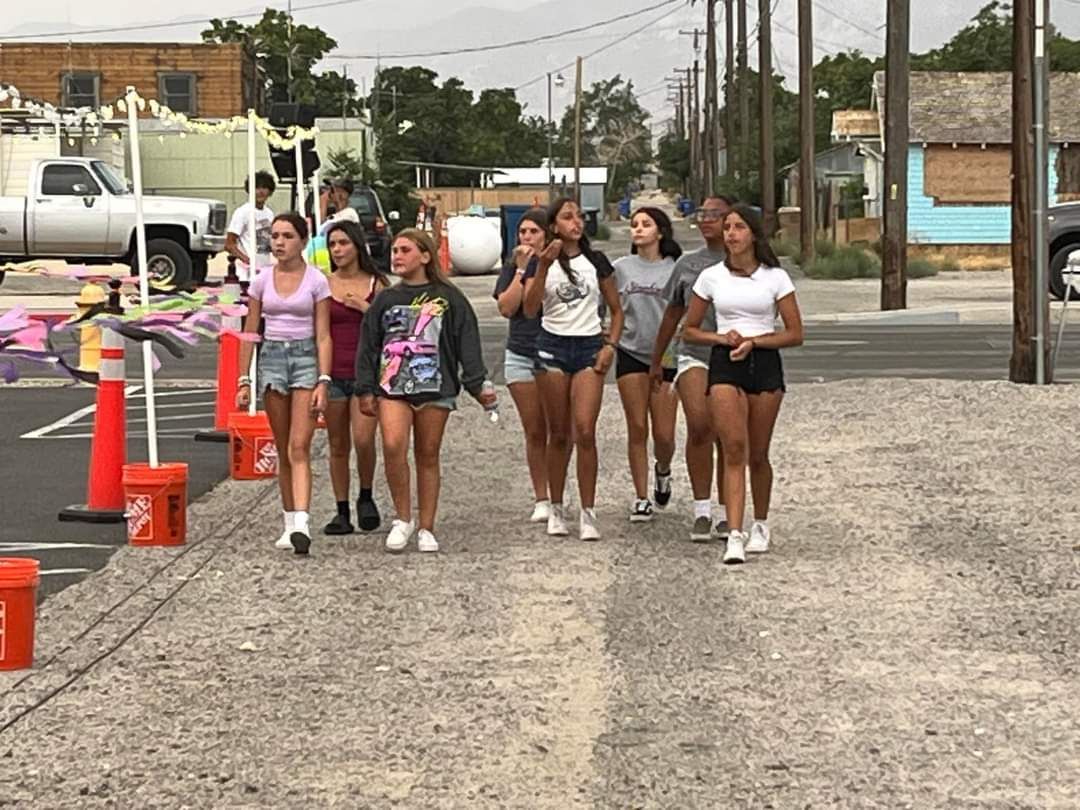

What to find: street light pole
left=548, top=72, right=554, bottom=202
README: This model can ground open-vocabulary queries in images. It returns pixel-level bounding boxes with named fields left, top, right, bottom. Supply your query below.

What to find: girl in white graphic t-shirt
left=522, top=197, right=624, bottom=542
left=682, top=204, right=804, bottom=565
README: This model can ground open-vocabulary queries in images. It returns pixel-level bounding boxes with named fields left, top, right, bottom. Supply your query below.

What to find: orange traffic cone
left=59, top=324, right=127, bottom=523
left=195, top=270, right=242, bottom=443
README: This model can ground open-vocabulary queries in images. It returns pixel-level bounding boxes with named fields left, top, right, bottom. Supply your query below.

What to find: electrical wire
left=0, top=0, right=376, bottom=40
left=514, top=1, right=691, bottom=92
left=334, top=0, right=684, bottom=60
left=812, top=0, right=884, bottom=42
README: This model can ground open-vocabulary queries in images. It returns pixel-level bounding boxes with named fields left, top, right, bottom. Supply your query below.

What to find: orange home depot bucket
left=228, top=411, right=278, bottom=480
left=122, top=462, right=189, bottom=547
left=0, top=558, right=40, bottom=671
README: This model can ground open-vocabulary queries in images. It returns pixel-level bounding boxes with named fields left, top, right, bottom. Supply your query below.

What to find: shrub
left=814, top=239, right=837, bottom=259
left=805, top=245, right=882, bottom=279
left=594, top=223, right=612, bottom=241
left=906, top=259, right=938, bottom=279
left=770, top=236, right=800, bottom=258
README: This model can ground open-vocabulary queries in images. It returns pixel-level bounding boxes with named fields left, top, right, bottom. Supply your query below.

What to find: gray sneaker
left=691, top=516, right=712, bottom=542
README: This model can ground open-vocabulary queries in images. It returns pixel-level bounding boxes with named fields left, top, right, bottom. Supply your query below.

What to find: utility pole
left=724, top=0, right=735, bottom=180
left=1010, top=0, right=1048, bottom=382
left=882, top=0, right=909, bottom=311
left=574, top=55, right=583, bottom=204
left=758, top=0, right=775, bottom=234
left=798, top=0, right=815, bottom=263
left=1033, top=0, right=1050, bottom=383
left=681, top=29, right=705, bottom=201
left=704, top=0, right=718, bottom=196
left=286, top=0, right=294, bottom=103
left=737, top=0, right=750, bottom=183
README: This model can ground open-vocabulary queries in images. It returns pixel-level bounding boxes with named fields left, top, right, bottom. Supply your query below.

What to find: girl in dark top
left=493, top=208, right=557, bottom=524
left=522, top=197, right=624, bottom=541
left=322, top=221, right=388, bottom=536
left=356, top=229, right=497, bottom=554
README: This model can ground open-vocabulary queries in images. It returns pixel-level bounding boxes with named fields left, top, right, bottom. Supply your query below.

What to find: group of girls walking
left=237, top=213, right=493, bottom=556
left=495, top=196, right=803, bottom=563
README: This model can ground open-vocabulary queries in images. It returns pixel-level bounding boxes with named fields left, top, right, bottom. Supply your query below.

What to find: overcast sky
left=4, top=0, right=1080, bottom=126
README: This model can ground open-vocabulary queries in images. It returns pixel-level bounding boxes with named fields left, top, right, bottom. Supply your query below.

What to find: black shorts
left=707, top=345, right=785, bottom=394
left=615, top=347, right=675, bottom=381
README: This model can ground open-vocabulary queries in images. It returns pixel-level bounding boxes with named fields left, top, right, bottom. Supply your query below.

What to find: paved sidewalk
left=1, top=378, right=1077, bottom=807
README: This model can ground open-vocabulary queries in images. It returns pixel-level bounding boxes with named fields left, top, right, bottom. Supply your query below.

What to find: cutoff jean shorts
left=259, top=337, right=318, bottom=395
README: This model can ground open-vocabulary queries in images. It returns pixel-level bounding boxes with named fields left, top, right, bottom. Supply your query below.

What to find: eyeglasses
left=697, top=209, right=727, bottom=222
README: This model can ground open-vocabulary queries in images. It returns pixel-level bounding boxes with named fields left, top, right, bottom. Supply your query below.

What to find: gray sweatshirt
left=614, top=254, right=677, bottom=366
left=660, top=247, right=726, bottom=364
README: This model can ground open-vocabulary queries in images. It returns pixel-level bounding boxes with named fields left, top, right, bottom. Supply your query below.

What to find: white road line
left=128, top=389, right=214, bottom=399
left=40, top=568, right=93, bottom=577
left=126, top=413, right=212, bottom=425
left=125, top=400, right=215, bottom=411
left=36, top=428, right=209, bottom=439
left=20, top=384, right=142, bottom=439
left=0, top=542, right=115, bottom=551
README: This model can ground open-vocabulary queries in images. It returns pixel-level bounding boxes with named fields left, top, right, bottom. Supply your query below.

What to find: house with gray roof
left=872, top=70, right=1080, bottom=246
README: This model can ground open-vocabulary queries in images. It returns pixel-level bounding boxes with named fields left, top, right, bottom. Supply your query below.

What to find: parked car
left=1049, top=201, right=1080, bottom=299
left=0, top=158, right=227, bottom=290
left=346, top=185, right=399, bottom=272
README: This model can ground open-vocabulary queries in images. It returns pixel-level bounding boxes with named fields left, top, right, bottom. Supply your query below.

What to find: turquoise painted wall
left=907, top=144, right=1060, bottom=244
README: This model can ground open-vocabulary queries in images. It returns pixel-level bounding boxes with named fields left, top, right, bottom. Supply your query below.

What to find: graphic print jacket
left=355, top=280, right=488, bottom=403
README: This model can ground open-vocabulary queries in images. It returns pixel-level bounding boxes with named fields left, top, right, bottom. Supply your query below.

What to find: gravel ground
left=1, top=378, right=1078, bottom=808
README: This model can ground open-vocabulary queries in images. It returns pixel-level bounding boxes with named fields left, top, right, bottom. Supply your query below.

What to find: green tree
left=812, top=50, right=883, bottom=153
left=556, top=76, right=653, bottom=201
left=201, top=11, right=358, bottom=114
left=656, top=132, right=689, bottom=190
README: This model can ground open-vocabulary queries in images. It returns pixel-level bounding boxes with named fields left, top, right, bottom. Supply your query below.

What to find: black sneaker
left=357, top=497, right=381, bottom=532
left=630, top=499, right=654, bottom=523
left=323, top=513, right=354, bottom=535
left=654, top=464, right=672, bottom=508
left=690, top=515, right=712, bottom=542
left=714, top=519, right=730, bottom=539
left=290, top=530, right=311, bottom=556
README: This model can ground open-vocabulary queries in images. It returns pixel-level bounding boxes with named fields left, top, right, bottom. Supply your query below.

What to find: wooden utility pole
left=685, top=66, right=699, bottom=202
left=798, top=0, right=815, bottom=263
left=882, top=0, right=909, bottom=311
left=681, top=29, right=705, bottom=200
left=573, top=56, right=583, bottom=204
left=724, top=0, right=735, bottom=180
left=704, top=0, right=718, bottom=196
left=758, top=0, right=775, bottom=234
left=1010, top=0, right=1042, bottom=382
left=737, top=0, right=750, bottom=182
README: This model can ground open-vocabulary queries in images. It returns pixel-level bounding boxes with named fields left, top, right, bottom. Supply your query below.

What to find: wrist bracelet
left=317, top=373, right=332, bottom=384
left=237, top=375, right=252, bottom=386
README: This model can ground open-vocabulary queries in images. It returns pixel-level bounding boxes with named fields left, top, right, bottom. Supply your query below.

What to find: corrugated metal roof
left=872, top=70, right=1080, bottom=143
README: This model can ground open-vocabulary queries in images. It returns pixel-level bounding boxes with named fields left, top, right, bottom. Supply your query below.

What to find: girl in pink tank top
left=322, top=220, right=389, bottom=535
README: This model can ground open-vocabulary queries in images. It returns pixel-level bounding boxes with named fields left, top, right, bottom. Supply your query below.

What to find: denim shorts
left=503, top=348, right=539, bottom=385
left=535, top=330, right=604, bottom=375
left=259, top=337, right=318, bottom=395
left=327, top=377, right=357, bottom=401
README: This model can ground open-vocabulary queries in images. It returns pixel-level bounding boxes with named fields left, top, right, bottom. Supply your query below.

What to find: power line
left=812, top=0, right=883, bottom=41
left=0, top=0, right=375, bottom=40
left=335, top=0, right=684, bottom=60
left=514, top=1, right=690, bottom=92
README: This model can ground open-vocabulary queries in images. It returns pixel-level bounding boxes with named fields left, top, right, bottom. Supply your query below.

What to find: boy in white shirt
left=226, top=170, right=277, bottom=281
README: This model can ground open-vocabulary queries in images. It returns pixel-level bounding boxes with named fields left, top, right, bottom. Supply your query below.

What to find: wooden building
left=872, top=70, right=1080, bottom=248
left=0, top=42, right=261, bottom=117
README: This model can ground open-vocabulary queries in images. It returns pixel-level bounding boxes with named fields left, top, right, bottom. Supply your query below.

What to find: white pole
left=293, top=136, right=304, bottom=216
left=247, top=109, right=258, bottom=416
left=311, top=167, right=322, bottom=234
left=126, top=86, right=159, bottom=468
left=1034, top=0, right=1048, bottom=384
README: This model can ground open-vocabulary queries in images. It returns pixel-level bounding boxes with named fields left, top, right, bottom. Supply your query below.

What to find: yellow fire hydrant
left=75, top=282, right=107, bottom=372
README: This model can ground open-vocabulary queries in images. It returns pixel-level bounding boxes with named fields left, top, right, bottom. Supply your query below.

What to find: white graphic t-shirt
left=528, top=253, right=612, bottom=337
left=691, top=262, right=796, bottom=338
left=228, top=203, right=275, bottom=279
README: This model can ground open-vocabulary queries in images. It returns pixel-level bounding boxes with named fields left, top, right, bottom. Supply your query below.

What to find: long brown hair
left=545, top=196, right=613, bottom=284
left=326, top=220, right=389, bottom=286
left=395, top=228, right=451, bottom=285
left=725, top=204, right=781, bottom=268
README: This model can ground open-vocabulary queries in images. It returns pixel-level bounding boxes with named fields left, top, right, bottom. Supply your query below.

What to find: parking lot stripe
left=20, top=384, right=141, bottom=438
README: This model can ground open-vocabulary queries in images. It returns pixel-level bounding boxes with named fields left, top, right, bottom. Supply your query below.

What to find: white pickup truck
left=0, top=157, right=227, bottom=289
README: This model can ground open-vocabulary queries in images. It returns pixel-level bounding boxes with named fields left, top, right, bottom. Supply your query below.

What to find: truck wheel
left=192, top=255, right=209, bottom=285
left=134, top=239, right=192, bottom=291
left=1049, top=243, right=1080, bottom=302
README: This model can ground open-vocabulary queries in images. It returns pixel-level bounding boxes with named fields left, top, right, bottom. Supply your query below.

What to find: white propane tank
left=447, top=215, right=502, bottom=275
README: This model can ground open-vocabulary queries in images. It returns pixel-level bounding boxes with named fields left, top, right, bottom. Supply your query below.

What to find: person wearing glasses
left=650, top=195, right=736, bottom=542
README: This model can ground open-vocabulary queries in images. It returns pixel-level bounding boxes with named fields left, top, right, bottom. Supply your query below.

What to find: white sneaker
left=417, top=528, right=439, bottom=553
left=580, top=508, right=601, bottom=541
left=530, top=500, right=552, bottom=523
left=385, top=519, right=415, bottom=553
left=274, top=531, right=293, bottom=550
left=547, top=504, right=569, bottom=537
left=746, top=522, right=770, bottom=554
left=723, top=530, right=747, bottom=565
left=630, top=499, right=654, bottom=523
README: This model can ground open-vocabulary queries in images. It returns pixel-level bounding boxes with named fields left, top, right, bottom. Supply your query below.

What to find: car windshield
left=347, top=190, right=379, bottom=221
left=92, top=161, right=128, bottom=195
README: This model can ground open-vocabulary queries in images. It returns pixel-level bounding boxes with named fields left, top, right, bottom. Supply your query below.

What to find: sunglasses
left=697, top=209, right=727, bottom=221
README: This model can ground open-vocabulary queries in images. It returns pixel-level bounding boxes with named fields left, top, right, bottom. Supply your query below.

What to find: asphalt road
left=0, top=385, right=227, bottom=602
